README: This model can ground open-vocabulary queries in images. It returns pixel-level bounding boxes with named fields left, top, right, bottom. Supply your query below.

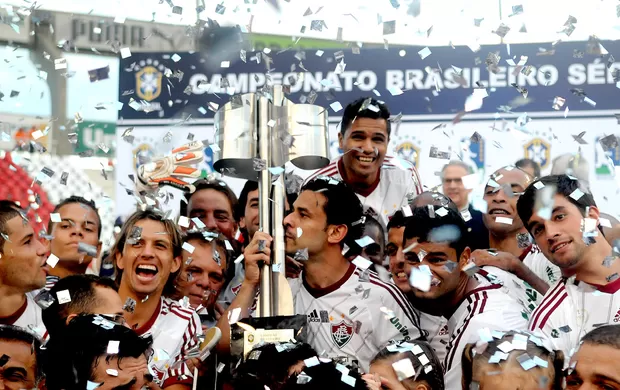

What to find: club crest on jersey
left=523, top=137, right=551, bottom=169
left=331, top=320, right=354, bottom=349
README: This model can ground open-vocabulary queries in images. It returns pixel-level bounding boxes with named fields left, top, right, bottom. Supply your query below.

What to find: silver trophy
left=213, top=85, right=330, bottom=317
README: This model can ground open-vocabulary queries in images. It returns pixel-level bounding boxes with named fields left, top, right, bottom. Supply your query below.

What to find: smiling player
left=110, top=209, right=202, bottom=389
left=306, top=97, right=423, bottom=227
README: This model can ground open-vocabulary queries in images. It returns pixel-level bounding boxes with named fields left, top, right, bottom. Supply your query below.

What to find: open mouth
left=135, top=264, right=159, bottom=281
left=431, top=277, right=441, bottom=287
left=551, top=241, right=571, bottom=254
left=394, top=271, right=409, bottom=281
left=356, top=156, right=375, bottom=164
left=489, top=209, right=510, bottom=216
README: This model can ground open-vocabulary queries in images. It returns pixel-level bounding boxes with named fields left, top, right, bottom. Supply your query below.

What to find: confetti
left=495, top=217, right=513, bottom=225
left=182, top=242, right=195, bottom=254
left=418, top=47, right=432, bottom=60
left=178, top=216, right=190, bottom=228
left=355, top=236, right=375, bottom=248
left=46, top=254, right=59, bottom=268
left=330, top=101, right=343, bottom=112
left=50, top=213, right=61, bottom=223
left=123, top=298, right=136, bottom=313
left=78, top=242, right=98, bottom=257
left=120, top=47, right=131, bottom=59
left=56, top=289, right=71, bottom=304
left=392, top=358, right=416, bottom=381
left=106, top=369, right=118, bottom=377
left=88, top=66, right=110, bottom=82
left=171, top=54, right=181, bottom=62
left=352, top=256, right=373, bottom=270
left=107, top=340, right=120, bottom=354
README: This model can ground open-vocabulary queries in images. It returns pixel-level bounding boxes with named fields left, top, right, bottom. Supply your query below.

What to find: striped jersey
left=305, top=156, right=423, bottom=227
left=288, top=263, right=425, bottom=371
left=419, top=312, right=449, bottom=363
left=135, top=297, right=203, bottom=388
left=443, top=278, right=529, bottom=390
left=528, top=276, right=620, bottom=358
left=0, top=294, right=46, bottom=339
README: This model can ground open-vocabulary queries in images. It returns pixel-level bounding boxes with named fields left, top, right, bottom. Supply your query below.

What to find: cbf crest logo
left=460, top=136, right=485, bottom=171
left=133, top=143, right=155, bottom=171
left=524, top=130, right=552, bottom=169
left=134, top=59, right=165, bottom=101
left=392, top=135, right=421, bottom=167
left=331, top=320, right=354, bottom=349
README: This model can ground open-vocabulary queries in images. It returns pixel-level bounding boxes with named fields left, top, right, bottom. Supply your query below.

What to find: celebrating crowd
left=2, top=97, right=620, bottom=390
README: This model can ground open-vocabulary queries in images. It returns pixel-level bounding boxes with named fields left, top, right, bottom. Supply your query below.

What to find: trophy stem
left=257, top=97, right=273, bottom=318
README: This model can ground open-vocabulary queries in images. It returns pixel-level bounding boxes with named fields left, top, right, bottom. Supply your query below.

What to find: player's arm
left=471, top=250, right=549, bottom=294
left=216, top=232, right=272, bottom=355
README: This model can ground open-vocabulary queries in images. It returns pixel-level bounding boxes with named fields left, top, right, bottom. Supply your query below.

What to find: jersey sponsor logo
left=389, top=316, right=411, bottom=341
left=546, top=266, right=558, bottom=283
left=331, top=320, right=354, bottom=349
left=149, top=364, right=167, bottom=384
left=614, top=308, right=620, bottom=323
left=308, top=309, right=321, bottom=323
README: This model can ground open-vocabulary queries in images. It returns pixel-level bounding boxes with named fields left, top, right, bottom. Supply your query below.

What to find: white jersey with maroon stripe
left=443, top=279, right=528, bottom=390
left=419, top=312, right=449, bottom=363
left=6, top=294, right=46, bottom=338
left=138, top=297, right=203, bottom=388
left=288, top=264, right=425, bottom=371
left=305, top=156, right=423, bottom=227
left=528, top=276, right=620, bottom=358
left=478, top=266, right=542, bottom=321
left=522, top=245, right=562, bottom=286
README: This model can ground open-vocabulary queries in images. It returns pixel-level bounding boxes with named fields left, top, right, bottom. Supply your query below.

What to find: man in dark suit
left=441, top=161, right=489, bottom=250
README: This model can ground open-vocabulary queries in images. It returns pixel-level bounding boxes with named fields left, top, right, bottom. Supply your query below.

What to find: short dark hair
left=582, top=324, right=620, bottom=349
left=232, top=342, right=317, bottom=389
left=182, top=178, right=239, bottom=218
left=461, top=330, right=564, bottom=390
left=363, top=213, right=385, bottom=241
left=299, top=177, right=364, bottom=249
left=42, top=274, right=118, bottom=337
left=387, top=209, right=408, bottom=231
left=0, top=200, right=23, bottom=253
left=109, top=209, right=183, bottom=296
left=372, top=340, right=444, bottom=390
left=236, top=180, right=258, bottom=222
left=403, top=203, right=468, bottom=258
left=47, top=196, right=102, bottom=239
left=340, top=97, right=391, bottom=137
left=0, top=325, right=44, bottom=384
left=233, top=342, right=368, bottom=390
left=43, top=314, right=153, bottom=390
left=515, top=158, right=541, bottom=178
left=517, top=174, right=597, bottom=233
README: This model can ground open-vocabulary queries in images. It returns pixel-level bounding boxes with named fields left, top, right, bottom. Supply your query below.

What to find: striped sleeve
left=528, top=280, right=568, bottom=331
left=162, top=308, right=203, bottom=388
left=304, top=160, right=339, bottom=184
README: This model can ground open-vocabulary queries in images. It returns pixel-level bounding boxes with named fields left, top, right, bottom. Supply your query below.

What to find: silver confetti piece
left=123, top=298, right=136, bottom=313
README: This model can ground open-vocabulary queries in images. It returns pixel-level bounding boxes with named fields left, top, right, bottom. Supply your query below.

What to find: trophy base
left=230, top=315, right=308, bottom=360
